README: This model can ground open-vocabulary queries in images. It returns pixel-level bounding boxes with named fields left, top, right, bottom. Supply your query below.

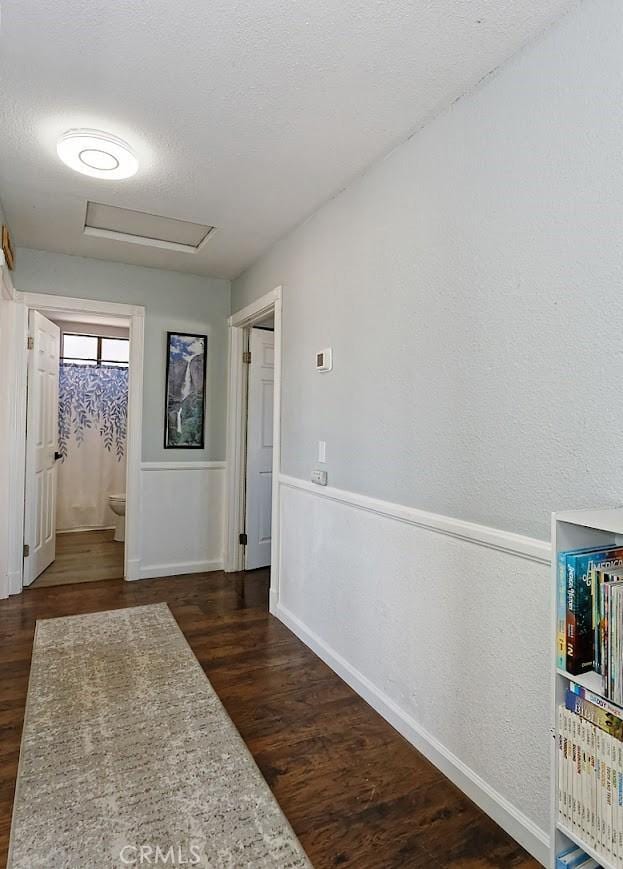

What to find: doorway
left=24, top=310, right=131, bottom=588
left=5, top=292, right=144, bottom=594
left=243, top=320, right=275, bottom=571
left=224, top=287, right=282, bottom=612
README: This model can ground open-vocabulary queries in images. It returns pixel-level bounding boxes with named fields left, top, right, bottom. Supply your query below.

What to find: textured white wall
left=277, top=479, right=551, bottom=859
left=231, top=0, right=623, bottom=856
left=233, top=0, right=623, bottom=541
left=140, top=464, right=225, bottom=577
left=13, top=248, right=230, bottom=463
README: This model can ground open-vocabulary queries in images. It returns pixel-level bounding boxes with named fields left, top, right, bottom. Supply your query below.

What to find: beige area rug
left=8, top=603, right=312, bottom=869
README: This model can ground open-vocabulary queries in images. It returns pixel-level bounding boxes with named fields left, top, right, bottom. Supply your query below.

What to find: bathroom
left=29, top=313, right=129, bottom=587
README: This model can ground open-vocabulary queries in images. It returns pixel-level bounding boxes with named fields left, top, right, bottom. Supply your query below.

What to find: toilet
left=108, top=493, right=126, bottom=542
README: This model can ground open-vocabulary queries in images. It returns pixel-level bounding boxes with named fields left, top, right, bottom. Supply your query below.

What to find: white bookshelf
left=552, top=507, right=623, bottom=868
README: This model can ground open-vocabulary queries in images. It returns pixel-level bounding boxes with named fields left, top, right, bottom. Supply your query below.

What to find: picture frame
left=1, top=224, right=15, bottom=270
left=164, top=331, right=207, bottom=449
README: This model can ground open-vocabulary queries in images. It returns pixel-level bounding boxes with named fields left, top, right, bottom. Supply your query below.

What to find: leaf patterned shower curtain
left=57, top=363, right=128, bottom=531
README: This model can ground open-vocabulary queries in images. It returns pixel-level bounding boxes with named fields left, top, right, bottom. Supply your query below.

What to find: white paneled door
left=23, top=310, right=60, bottom=585
left=245, top=327, right=274, bottom=570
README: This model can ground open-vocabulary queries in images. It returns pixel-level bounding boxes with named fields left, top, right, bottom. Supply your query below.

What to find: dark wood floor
left=0, top=570, right=540, bottom=869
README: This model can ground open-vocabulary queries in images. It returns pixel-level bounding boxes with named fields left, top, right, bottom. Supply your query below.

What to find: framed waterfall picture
left=164, top=331, right=207, bottom=449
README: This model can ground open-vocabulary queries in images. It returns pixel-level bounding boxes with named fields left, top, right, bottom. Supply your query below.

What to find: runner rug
left=8, top=603, right=311, bottom=868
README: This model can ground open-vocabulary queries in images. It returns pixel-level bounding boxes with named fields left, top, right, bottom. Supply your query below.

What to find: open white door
left=244, top=327, right=274, bottom=570
left=23, top=310, right=60, bottom=585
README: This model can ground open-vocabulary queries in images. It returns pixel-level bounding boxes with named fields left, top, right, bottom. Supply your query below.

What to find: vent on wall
left=83, top=202, right=215, bottom=253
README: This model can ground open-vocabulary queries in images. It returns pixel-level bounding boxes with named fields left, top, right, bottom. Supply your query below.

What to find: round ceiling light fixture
left=56, top=129, right=138, bottom=179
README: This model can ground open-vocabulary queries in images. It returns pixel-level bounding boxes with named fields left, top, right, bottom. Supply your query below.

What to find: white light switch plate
left=318, top=440, right=326, bottom=463
left=311, top=469, right=328, bottom=486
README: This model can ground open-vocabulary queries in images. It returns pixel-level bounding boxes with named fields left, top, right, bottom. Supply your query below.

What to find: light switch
left=318, top=440, right=327, bottom=463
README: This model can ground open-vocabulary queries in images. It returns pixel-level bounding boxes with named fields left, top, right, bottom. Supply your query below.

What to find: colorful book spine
left=566, top=547, right=623, bottom=675
left=566, top=688, right=623, bottom=740
left=559, top=550, right=569, bottom=669
left=569, top=680, right=623, bottom=719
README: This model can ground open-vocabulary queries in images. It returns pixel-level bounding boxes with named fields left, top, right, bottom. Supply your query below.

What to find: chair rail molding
left=278, top=474, right=551, bottom=564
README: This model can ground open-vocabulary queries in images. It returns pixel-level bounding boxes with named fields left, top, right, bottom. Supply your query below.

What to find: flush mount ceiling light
left=56, top=129, right=138, bottom=180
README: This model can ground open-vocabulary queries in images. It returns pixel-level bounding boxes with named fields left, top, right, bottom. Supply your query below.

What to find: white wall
left=233, top=0, right=623, bottom=859
left=276, top=477, right=551, bottom=861
left=7, top=249, right=231, bottom=582
left=234, top=0, right=623, bottom=540
left=139, top=462, right=225, bottom=578
left=14, top=248, right=230, bottom=463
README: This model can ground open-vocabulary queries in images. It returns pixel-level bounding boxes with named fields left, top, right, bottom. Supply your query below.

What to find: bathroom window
left=61, top=333, right=129, bottom=367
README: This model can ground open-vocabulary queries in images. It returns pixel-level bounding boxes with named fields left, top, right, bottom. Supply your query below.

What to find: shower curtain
left=57, top=363, right=128, bottom=531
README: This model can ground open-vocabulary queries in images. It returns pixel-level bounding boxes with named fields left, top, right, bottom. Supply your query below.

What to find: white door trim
left=6, top=291, right=145, bottom=592
left=23, top=311, right=61, bottom=585
left=224, top=287, right=282, bottom=613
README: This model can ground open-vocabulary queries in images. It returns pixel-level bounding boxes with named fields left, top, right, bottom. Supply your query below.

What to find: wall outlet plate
left=315, top=348, right=332, bottom=372
left=311, top=469, right=328, bottom=486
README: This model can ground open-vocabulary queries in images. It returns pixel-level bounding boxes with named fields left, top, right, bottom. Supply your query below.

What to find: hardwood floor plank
left=0, top=570, right=540, bottom=869
left=32, top=529, right=124, bottom=587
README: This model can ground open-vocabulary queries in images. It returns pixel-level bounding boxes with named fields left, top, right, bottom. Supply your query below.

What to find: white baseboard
left=269, top=588, right=279, bottom=614
left=139, top=559, right=224, bottom=580
left=275, top=601, right=550, bottom=866
left=57, top=525, right=115, bottom=535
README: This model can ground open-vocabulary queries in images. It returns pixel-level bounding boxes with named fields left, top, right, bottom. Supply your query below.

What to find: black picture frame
left=164, top=331, right=207, bottom=449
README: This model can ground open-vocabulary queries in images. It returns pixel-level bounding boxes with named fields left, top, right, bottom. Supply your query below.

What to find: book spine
left=558, top=551, right=567, bottom=669
left=565, top=706, right=572, bottom=828
left=567, top=554, right=598, bottom=675
left=600, top=727, right=607, bottom=853
left=566, top=689, right=623, bottom=738
left=569, top=680, right=623, bottom=720
left=590, top=728, right=598, bottom=847
left=567, top=559, right=578, bottom=673
left=618, top=741, right=623, bottom=861
left=593, top=566, right=600, bottom=673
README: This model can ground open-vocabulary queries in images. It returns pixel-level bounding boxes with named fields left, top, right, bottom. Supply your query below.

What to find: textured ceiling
left=0, top=0, right=574, bottom=279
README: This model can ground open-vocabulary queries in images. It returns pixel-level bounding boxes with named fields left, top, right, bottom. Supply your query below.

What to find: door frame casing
left=244, top=326, right=275, bottom=572
left=6, top=292, right=145, bottom=593
left=224, top=286, right=282, bottom=613
left=23, top=311, right=61, bottom=585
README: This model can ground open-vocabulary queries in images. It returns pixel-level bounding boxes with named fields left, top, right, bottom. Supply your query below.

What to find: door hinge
left=239, top=533, right=248, bottom=546
left=242, top=351, right=252, bottom=364
left=23, top=543, right=30, bottom=558
left=27, top=336, right=34, bottom=350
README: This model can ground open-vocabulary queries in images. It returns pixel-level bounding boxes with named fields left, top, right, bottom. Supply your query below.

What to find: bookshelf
left=552, top=507, right=623, bottom=869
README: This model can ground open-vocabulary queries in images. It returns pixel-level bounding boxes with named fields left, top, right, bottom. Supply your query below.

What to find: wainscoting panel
left=139, top=462, right=225, bottom=579
left=276, top=475, right=551, bottom=865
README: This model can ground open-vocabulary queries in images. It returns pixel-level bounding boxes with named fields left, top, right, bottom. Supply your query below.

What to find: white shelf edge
left=554, top=507, right=623, bottom=535
left=557, top=822, right=616, bottom=869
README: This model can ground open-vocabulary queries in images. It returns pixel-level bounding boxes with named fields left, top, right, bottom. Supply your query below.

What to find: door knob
left=54, top=451, right=62, bottom=461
